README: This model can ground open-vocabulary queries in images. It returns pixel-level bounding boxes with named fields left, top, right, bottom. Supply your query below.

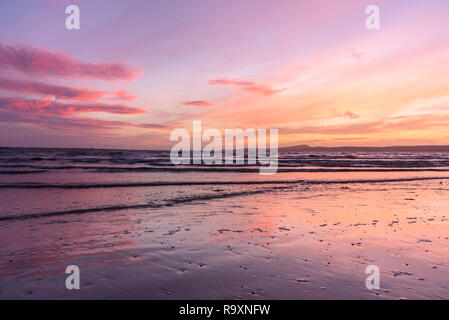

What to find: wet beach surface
left=1, top=179, right=448, bottom=299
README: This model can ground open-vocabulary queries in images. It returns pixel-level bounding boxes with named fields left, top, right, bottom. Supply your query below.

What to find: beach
left=1, top=0, right=449, bottom=304
left=0, top=148, right=448, bottom=299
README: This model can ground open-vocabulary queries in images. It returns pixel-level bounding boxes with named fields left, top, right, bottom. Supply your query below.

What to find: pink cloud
left=0, top=109, right=172, bottom=132
left=208, top=78, right=285, bottom=96
left=110, top=90, right=136, bottom=101
left=0, top=43, right=142, bottom=81
left=344, top=111, right=360, bottom=119
left=0, top=110, right=132, bottom=130
left=350, top=48, right=365, bottom=61
left=181, top=100, right=213, bottom=107
left=135, top=123, right=175, bottom=129
left=0, top=44, right=146, bottom=135
left=0, top=97, right=146, bottom=116
left=0, top=78, right=136, bottom=101
left=208, top=79, right=254, bottom=86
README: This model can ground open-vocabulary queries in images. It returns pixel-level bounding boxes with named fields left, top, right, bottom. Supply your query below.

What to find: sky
left=0, top=0, right=448, bottom=149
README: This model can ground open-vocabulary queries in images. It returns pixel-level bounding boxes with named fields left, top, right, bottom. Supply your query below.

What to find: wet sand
left=1, top=179, right=448, bottom=299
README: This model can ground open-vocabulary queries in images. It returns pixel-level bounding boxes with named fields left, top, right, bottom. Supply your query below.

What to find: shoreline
left=1, top=178, right=448, bottom=299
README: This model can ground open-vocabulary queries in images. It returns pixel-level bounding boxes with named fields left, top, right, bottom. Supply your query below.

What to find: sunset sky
left=0, top=0, right=448, bottom=149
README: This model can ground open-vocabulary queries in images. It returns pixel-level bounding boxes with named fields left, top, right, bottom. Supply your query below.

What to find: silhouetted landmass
left=2, top=145, right=449, bottom=153
left=279, top=145, right=449, bottom=152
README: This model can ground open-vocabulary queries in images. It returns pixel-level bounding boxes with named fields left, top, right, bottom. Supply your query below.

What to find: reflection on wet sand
left=1, top=179, right=448, bottom=299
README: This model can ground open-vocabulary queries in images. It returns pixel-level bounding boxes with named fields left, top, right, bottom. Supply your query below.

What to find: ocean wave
left=1, top=163, right=449, bottom=173
left=0, top=169, right=47, bottom=174
left=1, top=176, right=448, bottom=221
left=1, top=176, right=449, bottom=189
left=0, top=186, right=289, bottom=222
left=2, top=148, right=449, bottom=170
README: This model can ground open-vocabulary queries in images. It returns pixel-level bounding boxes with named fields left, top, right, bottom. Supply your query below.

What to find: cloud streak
left=0, top=43, right=142, bottom=81
left=0, top=109, right=171, bottom=132
left=0, top=78, right=135, bottom=101
left=208, top=78, right=285, bottom=96
left=181, top=100, right=213, bottom=107
left=0, top=97, right=146, bottom=116
left=0, top=110, right=133, bottom=130
left=280, top=112, right=449, bottom=136
left=343, top=111, right=360, bottom=119
left=135, top=123, right=175, bottom=129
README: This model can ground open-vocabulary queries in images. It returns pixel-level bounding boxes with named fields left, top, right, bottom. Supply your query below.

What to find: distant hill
left=279, top=145, right=449, bottom=152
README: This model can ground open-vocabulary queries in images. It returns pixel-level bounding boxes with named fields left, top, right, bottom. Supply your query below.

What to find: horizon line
left=3, top=144, right=449, bottom=152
